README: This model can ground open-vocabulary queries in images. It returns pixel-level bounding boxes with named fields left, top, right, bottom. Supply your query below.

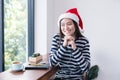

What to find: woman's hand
left=68, top=40, right=76, bottom=50
left=63, top=36, right=76, bottom=50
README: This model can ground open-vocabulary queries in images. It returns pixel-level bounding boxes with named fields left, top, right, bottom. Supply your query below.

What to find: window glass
left=4, top=0, right=27, bottom=70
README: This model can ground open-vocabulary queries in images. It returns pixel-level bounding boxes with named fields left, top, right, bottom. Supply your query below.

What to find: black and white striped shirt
left=49, top=34, right=90, bottom=80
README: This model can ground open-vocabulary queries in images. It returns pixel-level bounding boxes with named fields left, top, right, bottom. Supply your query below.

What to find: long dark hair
left=59, top=19, right=83, bottom=39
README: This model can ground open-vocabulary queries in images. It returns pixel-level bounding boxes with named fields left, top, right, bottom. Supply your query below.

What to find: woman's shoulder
left=52, top=33, right=60, bottom=39
left=77, top=36, right=89, bottom=43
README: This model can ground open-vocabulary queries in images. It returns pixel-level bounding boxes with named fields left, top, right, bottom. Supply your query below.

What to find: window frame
left=0, top=0, right=4, bottom=72
left=28, top=0, right=35, bottom=57
left=0, top=0, right=34, bottom=72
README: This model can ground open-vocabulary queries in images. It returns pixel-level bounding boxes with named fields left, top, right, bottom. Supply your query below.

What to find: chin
left=64, top=34, right=72, bottom=36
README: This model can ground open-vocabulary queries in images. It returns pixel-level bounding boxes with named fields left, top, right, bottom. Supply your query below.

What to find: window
left=0, top=0, right=34, bottom=72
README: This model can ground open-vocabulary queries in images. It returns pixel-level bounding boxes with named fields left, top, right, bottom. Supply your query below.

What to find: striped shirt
left=49, top=34, right=90, bottom=80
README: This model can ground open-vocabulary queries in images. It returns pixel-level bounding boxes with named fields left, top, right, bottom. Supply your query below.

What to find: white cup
left=11, top=61, right=24, bottom=71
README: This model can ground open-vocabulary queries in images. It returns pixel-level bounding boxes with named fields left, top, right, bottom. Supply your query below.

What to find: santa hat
left=58, top=8, right=83, bottom=32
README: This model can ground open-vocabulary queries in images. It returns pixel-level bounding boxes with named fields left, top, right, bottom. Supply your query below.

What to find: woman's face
left=60, top=18, right=75, bottom=36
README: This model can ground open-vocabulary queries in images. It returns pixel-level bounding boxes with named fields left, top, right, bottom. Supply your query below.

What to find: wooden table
left=0, top=66, right=58, bottom=80
left=0, top=55, right=58, bottom=80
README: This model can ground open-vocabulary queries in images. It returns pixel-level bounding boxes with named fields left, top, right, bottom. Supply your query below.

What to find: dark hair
left=59, top=19, right=83, bottom=39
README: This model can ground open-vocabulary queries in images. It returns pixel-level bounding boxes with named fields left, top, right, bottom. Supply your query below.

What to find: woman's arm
left=72, top=38, right=90, bottom=72
left=49, top=34, right=67, bottom=67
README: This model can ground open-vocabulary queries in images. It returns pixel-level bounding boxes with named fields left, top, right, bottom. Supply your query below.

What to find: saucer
left=10, top=66, right=24, bottom=72
left=10, top=69, right=23, bottom=72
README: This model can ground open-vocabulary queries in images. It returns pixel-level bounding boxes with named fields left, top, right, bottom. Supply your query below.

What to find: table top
left=0, top=69, right=51, bottom=80
left=0, top=54, right=58, bottom=80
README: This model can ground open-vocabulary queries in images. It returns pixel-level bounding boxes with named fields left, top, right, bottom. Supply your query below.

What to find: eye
left=67, top=22, right=72, bottom=26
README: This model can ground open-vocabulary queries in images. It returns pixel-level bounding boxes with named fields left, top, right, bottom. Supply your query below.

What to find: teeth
left=65, top=31, right=69, bottom=33
left=65, top=30, right=70, bottom=32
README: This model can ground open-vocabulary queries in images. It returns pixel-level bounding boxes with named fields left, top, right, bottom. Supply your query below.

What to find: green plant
left=88, top=65, right=99, bottom=80
left=31, top=53, right=40, bottom=57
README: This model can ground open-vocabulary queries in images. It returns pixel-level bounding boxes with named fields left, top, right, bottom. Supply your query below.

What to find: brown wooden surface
left=0, top=54, right=58, bottom=80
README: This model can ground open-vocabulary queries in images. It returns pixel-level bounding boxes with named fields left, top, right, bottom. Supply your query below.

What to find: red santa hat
left=58, top=8, right=83, bottom=32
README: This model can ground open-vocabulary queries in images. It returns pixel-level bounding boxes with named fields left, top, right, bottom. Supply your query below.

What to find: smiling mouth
left=64, top=31, right=70, bottom=34
left=64, top=30, right=71, bottom=33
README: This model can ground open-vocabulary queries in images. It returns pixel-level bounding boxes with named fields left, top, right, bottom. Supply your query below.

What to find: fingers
left=64, top=36, right=75, bottom=41
left=68, top=40, right=76, bottom=50
left=63, top=36, right=76, bottom=49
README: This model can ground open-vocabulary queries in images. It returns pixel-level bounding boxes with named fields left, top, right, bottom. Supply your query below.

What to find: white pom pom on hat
left=58, top=8, right=84, bottom=33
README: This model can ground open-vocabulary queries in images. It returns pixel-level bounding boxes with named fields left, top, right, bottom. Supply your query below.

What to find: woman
left=49, top=8, right=90, bottom=80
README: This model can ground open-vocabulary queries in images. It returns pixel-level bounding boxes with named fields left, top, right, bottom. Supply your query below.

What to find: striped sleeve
left=49, top=34, right=67, bottom=67
left=72, top=37, right=90, bottom=72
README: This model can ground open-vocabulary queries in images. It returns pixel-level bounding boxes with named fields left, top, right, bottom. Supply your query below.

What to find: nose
left=64, top=24, right=69, bottom=30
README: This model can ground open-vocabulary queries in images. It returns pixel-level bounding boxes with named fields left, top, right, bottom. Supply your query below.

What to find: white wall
left=35, top=0, right=55, bottom=54
left=47, top=0, right=55, bottom=53
left=35, top=0, right=47, bottom=54
left=35, top=0, right=120, bottom=80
